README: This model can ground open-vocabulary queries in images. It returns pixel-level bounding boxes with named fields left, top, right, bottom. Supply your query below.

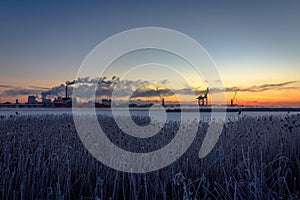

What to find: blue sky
left=0, top=0, right=299, bottom=105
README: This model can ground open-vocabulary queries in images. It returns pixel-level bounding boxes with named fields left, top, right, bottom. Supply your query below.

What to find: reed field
left=0, top=113, right=299, bottom=199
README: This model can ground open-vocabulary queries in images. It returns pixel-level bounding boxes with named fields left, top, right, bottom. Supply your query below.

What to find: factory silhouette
left=2, top=78, right=300, bottom=112
left=0, top=76, right=225, bottom=109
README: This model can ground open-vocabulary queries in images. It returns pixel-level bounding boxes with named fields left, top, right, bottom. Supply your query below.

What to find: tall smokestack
left=65, top=85, right=68, bottom=98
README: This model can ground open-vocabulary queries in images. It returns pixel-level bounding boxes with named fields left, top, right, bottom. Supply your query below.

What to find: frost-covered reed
left=0, top=113, right=299, bottom=199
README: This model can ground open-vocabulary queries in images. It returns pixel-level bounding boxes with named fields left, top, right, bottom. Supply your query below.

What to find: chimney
left=65, top=85, right=68, bottom=98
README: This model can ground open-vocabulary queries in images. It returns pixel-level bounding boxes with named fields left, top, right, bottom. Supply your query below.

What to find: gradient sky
left=0, top=0, right=299, bottom=106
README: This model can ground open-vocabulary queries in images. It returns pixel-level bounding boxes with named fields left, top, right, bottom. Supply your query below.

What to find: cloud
left=29, top=86, right=51, bottom=90
left=0, top=77, right=170, bottom=100
left=157, top=81, right=299, bottom=98
left=1, top=78, right=299, bottom=101
left=41, top=77, right=121, bottom=99
left=1, top=89, right=42, bottom=97
left=41, top=84, right=67, bottom=99
left=175, top=88, right=194, bottom=95
left=204, top=80, right=222, bottom=83
left=189, top=81, right=299, bottom=94
left=112, top=80, right=168, bottom=98
left=224, top=81, right=298, bottom=93
left=0, top=85, right=50, bottom=97
left=0, top=84, right=14, bottom=89
left=131, top=88, right=174, bottom=98
left=65, top=76, right=119, bottom=86
left=58, top=78, right=169, bottom=100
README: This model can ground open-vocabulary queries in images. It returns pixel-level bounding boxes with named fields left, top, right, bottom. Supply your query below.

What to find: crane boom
left=230, top=92, right=237, bottom=106
left=232, top=92, right=237, bottom=101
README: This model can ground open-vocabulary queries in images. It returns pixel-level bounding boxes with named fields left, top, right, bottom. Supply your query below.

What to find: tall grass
left=0, top=113, right=299, bottom=199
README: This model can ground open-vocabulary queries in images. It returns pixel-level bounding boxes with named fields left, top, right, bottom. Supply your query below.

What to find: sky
left=0, top=0, right=299, bottom=106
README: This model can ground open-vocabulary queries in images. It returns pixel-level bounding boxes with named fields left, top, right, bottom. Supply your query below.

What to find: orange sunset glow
left=1, top=79, right=299, bottom=107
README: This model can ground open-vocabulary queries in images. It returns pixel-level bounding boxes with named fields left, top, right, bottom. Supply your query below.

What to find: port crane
left=156, top=87, right=165, bottom=107
left=230, top=92, right=237, bottom=106
left=196, top=87, right=209, bottom=106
